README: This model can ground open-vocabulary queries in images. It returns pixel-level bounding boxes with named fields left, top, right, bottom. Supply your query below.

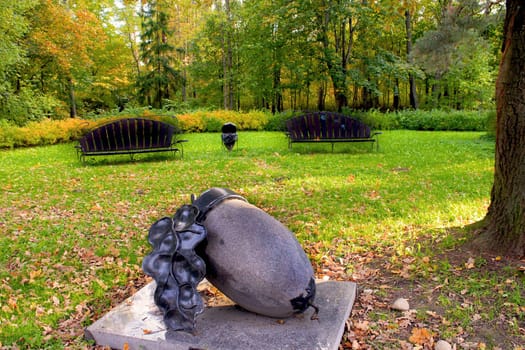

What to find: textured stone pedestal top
left=85, top=280, right=357, bottom=350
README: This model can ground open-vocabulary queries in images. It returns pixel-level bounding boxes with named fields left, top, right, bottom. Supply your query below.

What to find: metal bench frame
left=76, top=118, right=187, bottom=163
left=286, top=112, right=381, bottom=152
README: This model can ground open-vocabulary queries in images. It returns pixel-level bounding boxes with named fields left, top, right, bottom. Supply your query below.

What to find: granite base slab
left=85, top=280, right=357, bottom=350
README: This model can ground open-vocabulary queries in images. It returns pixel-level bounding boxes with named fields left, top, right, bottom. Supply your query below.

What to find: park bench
left=286, top=111, right=381, bottom=152
left=76, top=117, right=187, bottom=163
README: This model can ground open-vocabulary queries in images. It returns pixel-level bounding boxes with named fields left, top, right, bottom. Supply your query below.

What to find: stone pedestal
left=85, top=280, right=357, bottom=350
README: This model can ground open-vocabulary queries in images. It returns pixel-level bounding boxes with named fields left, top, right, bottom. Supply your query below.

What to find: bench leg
left=178, top=143, right=184, bottom=159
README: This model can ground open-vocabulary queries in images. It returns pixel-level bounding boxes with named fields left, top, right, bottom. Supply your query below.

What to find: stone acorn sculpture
left=143, top=187, right=318, bottom=332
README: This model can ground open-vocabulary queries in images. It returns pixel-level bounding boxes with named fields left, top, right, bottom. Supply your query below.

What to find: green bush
left=265, top=110, right=296, bottom=131
left=0, top=120, right=17, bottom=148
left=355, top=109, right=400, bottom=130
left=203, top=116, right=224, bottom=132
left=393, top=110, right=489, bottom=131
left=0, top=89, right=66, bottom=126
left=485, top=110, right=496, bottom=139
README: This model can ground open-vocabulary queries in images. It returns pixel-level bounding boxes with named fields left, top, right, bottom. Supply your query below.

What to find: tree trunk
left=68, top=76, right=77, bottom=118
left=126, top=22, right=141, bottom=78
left=474, top=0, right=525, bottom=258
left=405, top=9, right=418, bottom=109
left=272, top=64, right=282, bottom=113
left=393, top=78, right=400, bottom=110
left=317, top=85, right=326, bottom=111
left=222, top=0, right=234, bottom=110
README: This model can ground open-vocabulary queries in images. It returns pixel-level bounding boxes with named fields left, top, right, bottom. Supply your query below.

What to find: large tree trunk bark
left=474, top=0, right=525, bottom=258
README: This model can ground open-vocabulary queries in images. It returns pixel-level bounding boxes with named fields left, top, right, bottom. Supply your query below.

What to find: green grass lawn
left=1, top=130, right=523, bottom=349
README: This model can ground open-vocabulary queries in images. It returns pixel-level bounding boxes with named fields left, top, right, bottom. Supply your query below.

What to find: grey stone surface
left=202, top=198, right=315, bottom=318
left=85, top=280, right=357, bottom=350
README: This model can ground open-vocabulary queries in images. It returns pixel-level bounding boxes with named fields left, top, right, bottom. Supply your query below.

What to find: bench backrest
left=286, top=112, right=371, bottom=140
left=79, top=118, right=176, bottom=152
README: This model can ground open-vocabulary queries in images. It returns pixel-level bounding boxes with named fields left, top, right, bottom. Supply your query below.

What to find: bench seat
left=76, top=118, right=187, bottom=163
left=286, top=112, right=381, bottom=151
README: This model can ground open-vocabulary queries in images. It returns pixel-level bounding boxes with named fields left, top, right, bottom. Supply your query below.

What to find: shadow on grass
left=77, top=153, right=183, bottom=166
left=286, top=143, right=377, bottom=155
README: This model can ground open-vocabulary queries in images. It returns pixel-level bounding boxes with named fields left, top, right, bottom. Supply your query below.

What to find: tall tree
left=405, top=6, right=418, bottom=109
left=169, top=0, right=211, bottom=104
left=473, top=0, right=525, bottom=258
left=314, top=0, right=356, bottom=111
left=138, top=0, right=179, bottom=109
left=118, top=0, right=144, bottom=80
left=0, top=0, right=38, bottom=124
left=239, top=0, right=306, bottom=112
left=412, top=1, right=497, bottom=109
left=222, top=0, right=235, bottom=110
left=26, top=0, right=107, bottom=117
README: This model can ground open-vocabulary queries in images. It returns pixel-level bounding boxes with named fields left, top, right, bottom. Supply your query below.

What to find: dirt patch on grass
left=340, top=244, right=525, bottom=349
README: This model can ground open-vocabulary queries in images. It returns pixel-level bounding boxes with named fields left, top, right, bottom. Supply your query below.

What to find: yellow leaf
left=409, top=327, right=432, bottom=345
left=8, top=297, right=17, bottom=310
left=96, top=279, right=108, bottom=290
left=29, top=269, right=43, bottom=281
left=123, top=343, right=129, bottom=350
left=1, top=305, right=12, bottom=313
left=465, top=257, right=475, bottom=269
left=91, top=203, right=103, bottom=211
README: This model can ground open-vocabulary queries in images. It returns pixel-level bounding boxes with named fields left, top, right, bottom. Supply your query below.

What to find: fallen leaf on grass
left=465, top=257, right=475, bottom=269
left=8, top=297, right=18, bottom=310
left=409, top=327, right=433, bottom=345
left=353, top=320, right=369, bottom=332
left=425, top=310, right=439, bottom=319
left=91, top=203, right=103, bottom=211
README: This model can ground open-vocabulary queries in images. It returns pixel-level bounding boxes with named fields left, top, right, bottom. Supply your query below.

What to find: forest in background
left=0, top=0, right=504, bottom=126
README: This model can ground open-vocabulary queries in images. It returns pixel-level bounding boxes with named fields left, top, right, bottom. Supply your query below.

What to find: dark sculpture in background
left=221, top=122, right=238, bottom=151
left=142, top=187, right=318, bottom=332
